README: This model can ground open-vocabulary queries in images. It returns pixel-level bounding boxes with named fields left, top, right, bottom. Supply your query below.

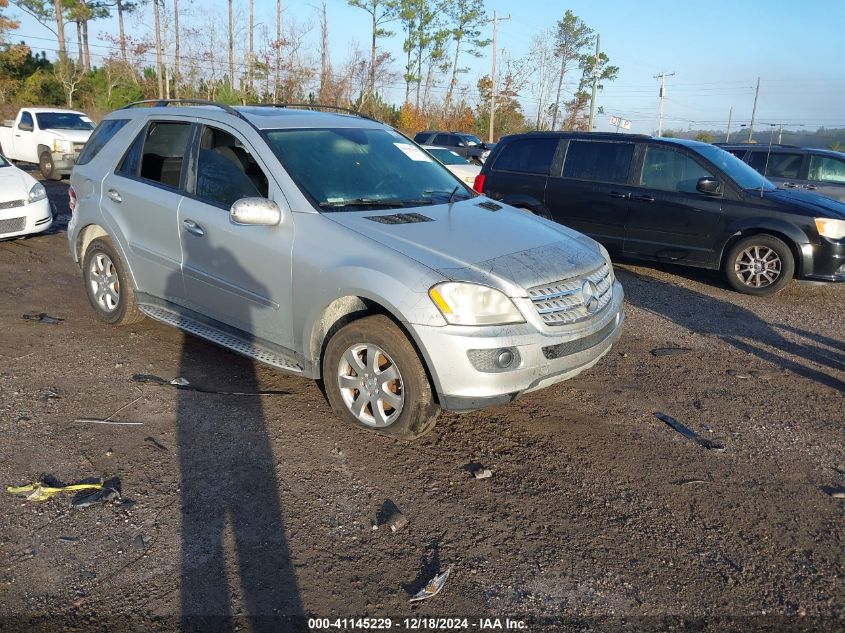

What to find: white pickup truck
left=0, top=108, right=94, bottom=180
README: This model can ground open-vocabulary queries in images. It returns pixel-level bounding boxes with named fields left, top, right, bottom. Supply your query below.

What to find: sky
left=7, top=0, right=845, bottom=134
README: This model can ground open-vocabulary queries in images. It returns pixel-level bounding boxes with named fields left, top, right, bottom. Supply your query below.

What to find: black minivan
left=475, top=132, right=845, bottom=295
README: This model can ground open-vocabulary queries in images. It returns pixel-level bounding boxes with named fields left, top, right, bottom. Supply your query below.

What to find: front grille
left=0, top=216, right=26, bottom=234
left=528, top=262, right=613, bottom=326
left=542, top=318, right=618, bottom=360
left=0, top=199, right=24, bottom=210
left=72, top=142, right=86, bottom=153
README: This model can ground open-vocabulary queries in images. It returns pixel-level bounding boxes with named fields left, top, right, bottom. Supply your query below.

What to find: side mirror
left=696, top=177, right=723, bottom=196
left=230, top=197, right=282, bottom=226
left=18, top=122, right=33, bottom=132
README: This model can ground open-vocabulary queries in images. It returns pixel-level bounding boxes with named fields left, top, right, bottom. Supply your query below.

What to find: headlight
left=52, top=139, right=72, bottom=153
left=429, top=282, right=525, bottom=326
left=815, top=217, right=845, bottom=240
left=28, top=182, right=47, bottom=203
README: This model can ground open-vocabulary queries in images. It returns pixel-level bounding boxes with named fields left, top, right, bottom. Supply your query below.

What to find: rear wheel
left=323, top=315, right=440, bottom=440
left=724, top=234, right=794, bottom=296
left=39, top=151, right=60, bottom=181
left=82, top=237, right=145, bottom=325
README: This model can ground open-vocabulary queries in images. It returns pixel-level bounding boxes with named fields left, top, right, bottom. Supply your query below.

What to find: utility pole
left=228, top=0, right=235, bottom=88
left=748, top=77, right=760, bottom=142
left=488, top=11, right=511, bottom=144
left=587, top=34, right=600, bottom=132
left=725, top=106, right=733, bottom=142
left=654, top=71, right=674, bottom=137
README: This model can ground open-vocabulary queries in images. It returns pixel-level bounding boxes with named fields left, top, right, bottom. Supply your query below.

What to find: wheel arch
left=718, top=222, right=808, bottom=276
left=500, top=194, right=553, bottom=220
left=37, top=143, right=51, bottom=157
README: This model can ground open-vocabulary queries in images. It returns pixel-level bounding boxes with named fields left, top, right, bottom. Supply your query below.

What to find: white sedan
left=0, top=154, right=52, bottom=239
left=423, top=145, right=481, bottom=186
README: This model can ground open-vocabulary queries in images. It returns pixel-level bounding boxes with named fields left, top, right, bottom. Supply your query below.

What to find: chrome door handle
left=609, top=191, right=629, bottom=199
left=632, top=194, right=655, bottom=202
left=107, top=189, right=122, bottom=203
left=182, top=219, right=204, bottom=236
left=803, top=184, right=816, bottom=190
left=782, top=182, right=798, bottom=188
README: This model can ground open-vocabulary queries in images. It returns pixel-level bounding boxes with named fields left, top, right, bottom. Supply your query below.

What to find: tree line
left=0, top=0, right=619, bottom=139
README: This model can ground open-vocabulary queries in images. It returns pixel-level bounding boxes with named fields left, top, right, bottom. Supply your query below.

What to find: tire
left=471, top=157, right=483, bottom=166
left=82, top=237, right=145, bottom=325
left=724, top=234, right=794, bottom=296
left=39, top=151, right=60, bottom=181
left=323, top=314, right=440, bottom=440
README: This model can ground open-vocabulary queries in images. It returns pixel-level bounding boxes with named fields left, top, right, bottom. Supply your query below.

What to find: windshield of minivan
left=35, top=112, right=94, bottom=131
left=266, top=128, right=472, bottom=210
left=460, top=134, right=482, bottom=147
left=693, top=143, right=776, bottom=191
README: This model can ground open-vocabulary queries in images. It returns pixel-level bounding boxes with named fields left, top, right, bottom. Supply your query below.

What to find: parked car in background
left=422, top=145, right=481, bottom=185
left=413, top=131, right=494, bottom=164
left=0, top=108, right=94, bottom=180
left=68, top=101, right=624, bottom=440
left=717, top=143, right=845, bottom=202
left=0, top=152, right=53, bottom=239
left=476, top=132, right=845, bottom=296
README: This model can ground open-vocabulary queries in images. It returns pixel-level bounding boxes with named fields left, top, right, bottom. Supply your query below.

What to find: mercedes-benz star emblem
left=581, top=280, right=600, bottom=313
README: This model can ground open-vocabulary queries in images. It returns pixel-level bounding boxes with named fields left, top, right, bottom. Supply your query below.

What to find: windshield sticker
left=394, top=143, right=432, bottom=162
left=80, top=116, right=93, bottom=123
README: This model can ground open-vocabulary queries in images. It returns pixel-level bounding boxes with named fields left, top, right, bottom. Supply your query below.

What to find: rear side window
left=725, top=149, right=747, bottom=160
left=433, top=134, right=450, bottom=145
left=563, top=140, right=633, bottom=183
left=19, top=111, right=34, bottom=129
left=193, top=126, right=269, bottom=208
left=493, top=138, right=558, bottom=175
left=413, top=132, right=430, bottom=143
left=639, top=146, right=713, bottom=194
left=138, top=121, right=192, bottom=188
left=77, top=119, right=129, bottom=166
left=808, top=155, right=845, bottom=184
left=748, top=151, right=803, bottom=179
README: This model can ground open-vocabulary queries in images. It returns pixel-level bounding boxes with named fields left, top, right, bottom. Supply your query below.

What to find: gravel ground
left=0, top=177, right=842, bottom=632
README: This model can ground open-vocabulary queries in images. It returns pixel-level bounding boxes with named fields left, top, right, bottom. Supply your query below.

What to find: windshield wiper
left=318, top=198, right=403, bottom=210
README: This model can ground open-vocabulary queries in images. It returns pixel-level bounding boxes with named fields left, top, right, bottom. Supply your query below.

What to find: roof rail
left=120, top=99, right=243, bottom=115
left=245, top=103, right=379, bottom=122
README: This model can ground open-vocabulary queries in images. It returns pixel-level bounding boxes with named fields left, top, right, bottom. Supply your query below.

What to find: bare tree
left=274, top=0, right=281, bottom=101
left=248, top=0, right=253, bottom=95
left=526, top=28, right=556, bottom=129
left=318, top=1, right=331, bottom=101
left=173, top=0, right=180, bottom=97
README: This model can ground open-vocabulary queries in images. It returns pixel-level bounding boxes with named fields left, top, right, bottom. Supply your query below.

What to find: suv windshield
left=460, top=134, right=482, bottom=147
left=266, top=128, right=471, bottom=211
left=35, top=112, right=94, bottom=131
left=693, top=144, right=776, bottom=191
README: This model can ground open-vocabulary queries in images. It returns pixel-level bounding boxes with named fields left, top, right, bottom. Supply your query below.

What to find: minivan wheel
left=82, top=237, right=145, bottom=325
left=323, top=315, right=440, bottom=440
left=724, top=234, right=794, bottom=296
left=39, top=151, right=60, bottom=181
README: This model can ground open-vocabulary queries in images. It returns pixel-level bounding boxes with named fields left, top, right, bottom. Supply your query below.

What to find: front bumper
left=799, top=239, right=845, bottom=282
left=51, top=151, right=79, bottom=174
left=413, top=281, right=625, bottom=412
left=0, top=198, right=52, bottom=239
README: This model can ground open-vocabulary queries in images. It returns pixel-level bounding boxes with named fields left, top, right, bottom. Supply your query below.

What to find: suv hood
left=325, top=198, right=606, bottom=296
left=47, top=129, right=92, bottom=143
left=758, top=188, right=845, bottom=219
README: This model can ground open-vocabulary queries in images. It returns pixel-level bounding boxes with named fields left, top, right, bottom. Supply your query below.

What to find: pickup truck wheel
left=82, top=237, right=145, bottom=325
left=470, top=157, right=483, bottom=166
left=724, top=234, right=794, bottom=296
left=324, top=315, right=440, bottom=440
left=39, top=151, right=60, bottom=181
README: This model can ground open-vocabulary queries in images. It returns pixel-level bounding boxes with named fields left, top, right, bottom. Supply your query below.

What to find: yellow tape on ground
left=7, top=482, right=103, bottom=502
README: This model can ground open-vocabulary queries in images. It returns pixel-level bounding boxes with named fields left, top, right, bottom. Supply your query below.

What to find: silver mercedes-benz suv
left=68, top=100, right=624, bottom=439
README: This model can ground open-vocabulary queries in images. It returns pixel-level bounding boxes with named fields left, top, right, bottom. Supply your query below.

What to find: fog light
left=496, top=349, right=514, bottom=368
left=467, top=347, right=521, bottom=373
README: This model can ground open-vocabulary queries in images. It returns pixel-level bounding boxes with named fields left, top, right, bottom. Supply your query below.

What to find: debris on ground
left=21, top=312, right=64, bottom=324
left=132, top=534, right=148, bottom=552
left=39, top=389, right=61, bottom=402
left=654, top=412, right=725, bottom=451
left=672, top=478, right=710, bottom=486
left=144, top=436, right=168, bottom=451
left=651, top=347, right=693, bottom=357
left=376, top=499, right=408, bottom=532
left=71, top=477, right=125, bottom=508
left=820, top=486, right=845, bottom=499
left=76, top=418, right=143, bottom=425
left=465, top=462, right=493, bottom=479
left=726, top=369, right=752, bottom=379
left=409, top=565, right=453, bottom=602
left=8, top=480, right=103, bottom=502
left=131, top=373, right=289, bottom=396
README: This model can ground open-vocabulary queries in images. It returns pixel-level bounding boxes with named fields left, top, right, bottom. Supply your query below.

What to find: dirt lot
left=0, top=177, right=843, bottom=632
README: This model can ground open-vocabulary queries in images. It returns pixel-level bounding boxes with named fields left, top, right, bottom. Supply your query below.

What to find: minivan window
left=808, top=155, right=845, bottom=183
left=690, top=144, right=777, bottom=191
left=77, top=119, right=129, bottom=166
left=139, top=121, right=191, bottom=188
left=494, top=138, right=558, bottom=175
left=194, top=126, right=269, bottom=208
left=748, top=151, right=803, bottom=179
left=266, top=128, right=469, bottom=210
left=562, top=140, right=633, bottom=184
left=639, top=146, right=714, bottom=194
left=433, top=133, right=450, bottom=145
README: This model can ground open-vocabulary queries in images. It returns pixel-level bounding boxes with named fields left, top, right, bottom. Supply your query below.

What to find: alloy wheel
left=88, top=252, right=121, bottom=312
left=734, top=245, right=782, bottom=288
left=336, top=343, right=404, bottom=427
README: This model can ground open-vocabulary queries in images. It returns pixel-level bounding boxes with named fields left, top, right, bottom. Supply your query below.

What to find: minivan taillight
left=68, top=186, right=77, bottom=213
left=473, top=173, right=486, bottom=193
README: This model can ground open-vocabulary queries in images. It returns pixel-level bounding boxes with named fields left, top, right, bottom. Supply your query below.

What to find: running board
left=139, top=304, right=303, bottom=374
